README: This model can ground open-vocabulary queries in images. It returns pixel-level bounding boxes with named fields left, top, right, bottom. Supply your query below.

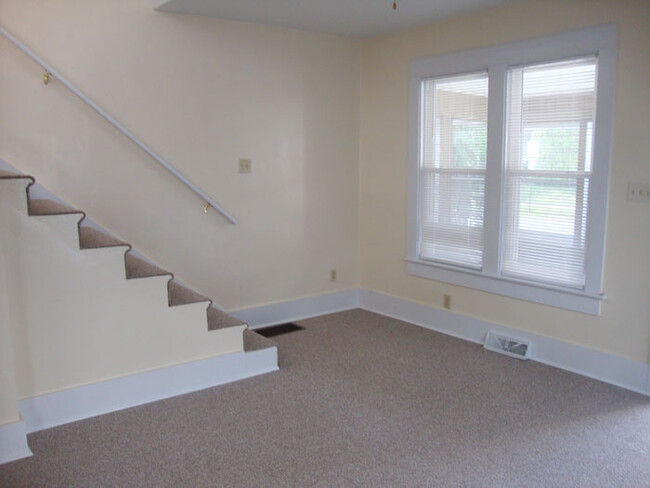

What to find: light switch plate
left=238, top=158, right=251, bottom=174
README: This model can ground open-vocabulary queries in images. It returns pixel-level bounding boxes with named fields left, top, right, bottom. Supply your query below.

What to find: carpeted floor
left=1, top=309, right=649, bottom=487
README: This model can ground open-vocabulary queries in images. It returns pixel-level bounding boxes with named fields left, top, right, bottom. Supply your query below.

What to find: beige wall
left=359, top=0, right=650, bottom=363
left=0, top=0, right=360, bottom=311
left=1, top=0, right=648, bottom=368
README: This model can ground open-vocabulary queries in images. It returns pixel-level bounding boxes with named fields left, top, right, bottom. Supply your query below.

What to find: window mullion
left=482, top=64, right=507, bottom=276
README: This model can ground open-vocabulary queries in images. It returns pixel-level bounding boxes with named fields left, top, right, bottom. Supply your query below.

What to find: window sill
left=404, top=258, right=605, bottom=315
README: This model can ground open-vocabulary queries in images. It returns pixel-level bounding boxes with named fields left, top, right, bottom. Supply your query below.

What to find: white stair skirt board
left=19, top=348, right=278, bottom=434
left=0, top=420, right=32, bottom=464
left=231, top=289, right=360, bottom=330
left=359, top=289, right=650, bottom=396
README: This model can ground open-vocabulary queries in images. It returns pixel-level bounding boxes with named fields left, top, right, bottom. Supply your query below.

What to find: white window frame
left=406, top=24, right=617, bottom=315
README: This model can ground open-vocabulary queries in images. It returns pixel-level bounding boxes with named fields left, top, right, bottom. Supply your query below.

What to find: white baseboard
left=8, top=286, right=648, bottom=451
left=232, top=288, right=360, bottom=329
left=232, top=287, right=648, bottom=395
left=19, top=348, right=278, bottom=434
left=0, top=419, right=32, bottom=465
left=359, top=289, right=650, bottom=396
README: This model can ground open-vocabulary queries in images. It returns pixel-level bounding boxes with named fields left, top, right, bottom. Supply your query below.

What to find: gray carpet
left=1, top=309, right=649, bottom=487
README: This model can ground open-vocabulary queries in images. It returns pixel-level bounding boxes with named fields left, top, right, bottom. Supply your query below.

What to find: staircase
left=0, top=165, right=276, bottom=436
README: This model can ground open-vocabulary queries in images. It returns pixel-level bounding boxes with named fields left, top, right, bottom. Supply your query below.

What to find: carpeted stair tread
left=29, top=199, right=82, bottom=216
left=0, top=170, right=30, bottom=179
left=168, top=281, right=210, bottom=307
left=243, top=329, right=277, bottom=352
left=207, top=307, right=245, bottom=331
left=79, top=227, right=128, bottom=249
left=125, top=254, right=170, bottom=280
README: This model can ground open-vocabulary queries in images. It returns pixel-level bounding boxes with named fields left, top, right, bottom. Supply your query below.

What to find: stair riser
left=0, top=180, right=30, bottom=216
left=77, top=247, right=130, bottom=283
left=123, top=275, right=171, bottom=310
left=29, top=214, right=83, bottom=251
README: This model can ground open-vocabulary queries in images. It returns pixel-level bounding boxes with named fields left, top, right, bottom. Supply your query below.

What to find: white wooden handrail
left=0, top=25, right=237, bottom=224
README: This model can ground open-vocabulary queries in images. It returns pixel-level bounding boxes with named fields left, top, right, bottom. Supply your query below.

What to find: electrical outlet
left=238, top=158, right=252, bottom=174
left=627, top=182, right=650, bottom=202
left=443, top=294, right=451, bottom=309
left=330, top=269, right=337, bottom=282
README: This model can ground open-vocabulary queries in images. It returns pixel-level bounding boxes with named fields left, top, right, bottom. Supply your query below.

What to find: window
left=420, top=72, right=488, bottom=269
left=406, top=25, right=617, bottom=314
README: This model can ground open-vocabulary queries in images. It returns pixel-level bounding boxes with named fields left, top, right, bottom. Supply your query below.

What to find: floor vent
left=256, top=323, right=305, bottom=338
left=484, top=332, right=531, bottom=360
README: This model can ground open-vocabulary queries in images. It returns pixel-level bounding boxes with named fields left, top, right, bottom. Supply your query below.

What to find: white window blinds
left=419, top=73, right=488, bottom=268
left=502, top=57, right=597, bottom=288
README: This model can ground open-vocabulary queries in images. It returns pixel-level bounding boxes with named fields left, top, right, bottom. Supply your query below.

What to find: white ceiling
left=150, top=0, right=517, bottom=39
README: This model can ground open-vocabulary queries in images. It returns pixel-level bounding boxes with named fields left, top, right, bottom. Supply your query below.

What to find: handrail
left=0, top=25, right=238, bottom=224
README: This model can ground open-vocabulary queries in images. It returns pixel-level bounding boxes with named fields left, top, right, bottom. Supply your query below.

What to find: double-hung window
left=406, top=25, right=617, bottom=314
